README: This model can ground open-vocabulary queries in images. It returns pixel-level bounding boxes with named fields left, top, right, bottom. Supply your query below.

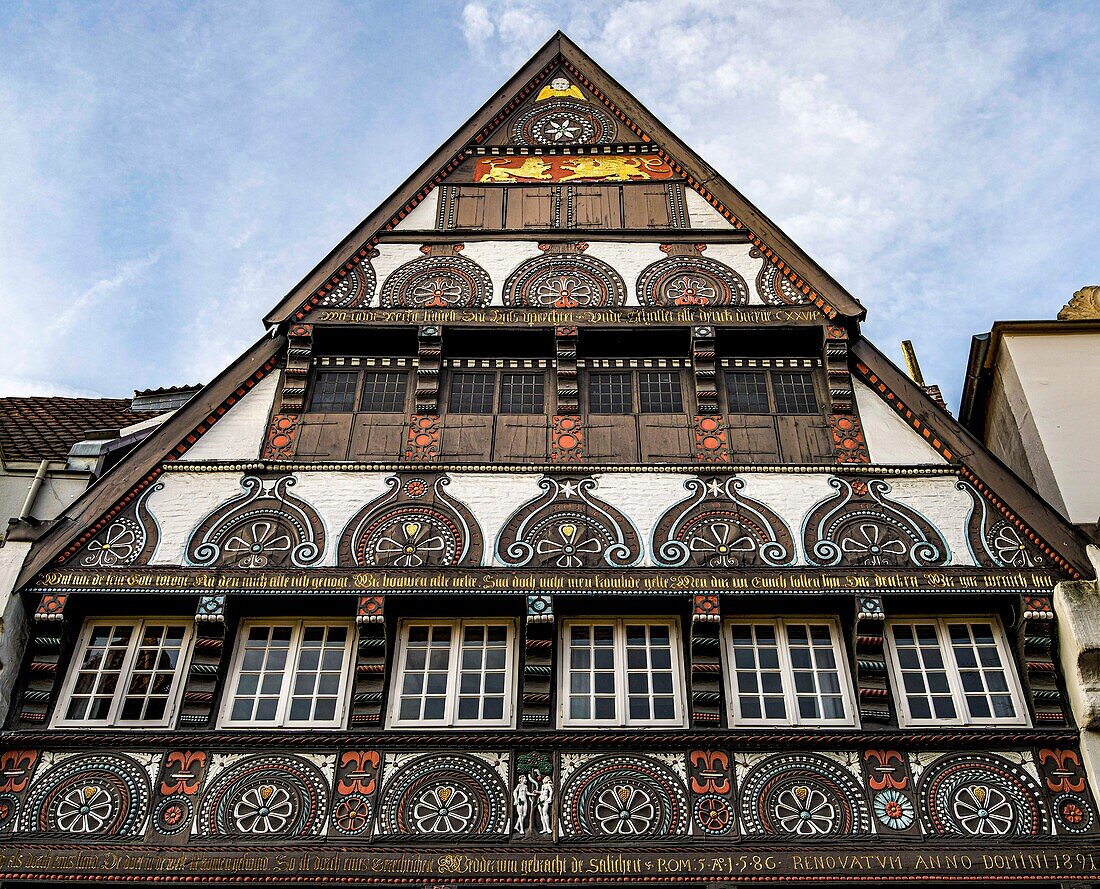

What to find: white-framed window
left=884, top=617, right=1028, bottom=727
left=389, top=620, right=517, bottom=728
left=53, top=618, right=193, bottom=728
left=723, top=618, right=857, bottom=727
left=559, top=618, right=687, bottom=728
left=219, top=620, right=355, bottom=728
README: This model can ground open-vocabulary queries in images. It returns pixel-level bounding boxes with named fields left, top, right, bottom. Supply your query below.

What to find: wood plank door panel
left=493, top=415, right=550, bottom=463
left=623, top=184, right=673, bottom=228
left=453, top=187, right=504, bottom=230
left=570, top=186, right=621, bottom=229
left=725, top=415, right=781, bottom=463
left=349, top=414, right=408, bottom=461
left=504, top=186, right=558, bottom=229
left=638, top=415, right=694, bottom=463
left=584, top=416, right=639, bottom=462
left=438, top=415, right=493, bottom=461
left=293, top=414, right=353, bottom=460
left=777, top=416, right=835, bottom=464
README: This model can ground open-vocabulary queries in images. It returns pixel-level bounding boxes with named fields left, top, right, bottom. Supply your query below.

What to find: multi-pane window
left=54, top=619, right=192, bottom=727
left=389, top=620, right=515, bottom=727
left=448, top=370, right=546, bottom=414
left=885, top=617, right=1027, bottom=726
left=359, top=371, right=408, bottom=412
left=724, top=619, right=856, bottom=726
left=221, top=621, right=353, bottom=728
left=560, top=619, right=685, bottom=727
left=587, top=369, right=687, bottom=414
left=499, top=372, right=545, bottom=413
left=309, top=371, right=358, bottom=412
left=724, top=367, right=821, bottom=414
left=588, top=372, right=632, bottom=414
left=638, top=371, right=684, bottom=413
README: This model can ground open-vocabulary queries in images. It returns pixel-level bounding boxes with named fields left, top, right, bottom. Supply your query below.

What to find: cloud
left=462, top=3, right=495, bottom=44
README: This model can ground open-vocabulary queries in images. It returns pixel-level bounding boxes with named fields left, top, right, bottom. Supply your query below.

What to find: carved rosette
left=739, top=753, right=870, bottom=838
left=196, top=755, right=328, bottom=838
left=377, top=753, right=509, bottom=837
left=19, top=753, right=151, bottom=837
left=637, top=255, right=748, bottom=307
left=751, top=246, right=810, bottom=305
left=77, top=482, right=162, bottom=568
left=957, top=481, right=1046, bottom=568
left=511, top=100, right=616, bottom=146
left=186, top=474, right=325, bottom=569
left=380, top=254, right=492, bottom=308
left=558, top=754, right=688, bottom=839
left=503, top=251, right=626, bottom=309
left=496, top=476, right=641, bottom=568
left=803, top=477, right=949, bottom=567
left=338, top=474, right=483, bottom=568
left=652, top=476, right=794, bottom=568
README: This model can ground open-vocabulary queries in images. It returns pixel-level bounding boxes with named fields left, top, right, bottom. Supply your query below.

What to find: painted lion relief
left=338, top=473, right=483, bottom=568
left=187, top=474, right=325, bottom=569
left=652, top=476, right=795, bottom=568
left=496, top=476, right=641, bottom=568
left=803, top=477, right=949, bottom=568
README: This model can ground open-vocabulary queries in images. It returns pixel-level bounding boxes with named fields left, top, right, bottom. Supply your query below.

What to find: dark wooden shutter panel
left=493, top=416, right=550, bottom=462
left=570, top=186, right=621, bottom=229
left=454, top=187, right=504, bottom=229
left=505, top=187, right=557, bottom=229
left=584, top=416, right=639, bottom=462
left=348, top=414, right=408, bottom=461
left=623, top=184, right=673, bottom=228
left=293, top=414, right=353, bottom=460
left=777, top=417, right=835, bottom=464
left=725, top=415, right=780, bottom=463
left=438, top=416, right=493, bottom=460
left=638, top=416, right=693, bottom=463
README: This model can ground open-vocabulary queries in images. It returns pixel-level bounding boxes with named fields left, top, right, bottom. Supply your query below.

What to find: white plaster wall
left=142, top=468, right=980, bottom=568
left=853, top=380, right=946, bottom=465
left=684, top=189, right=734, bottom=229
left=369, top=240, right=774, bottom=308
left=178, top=373, right=279, bottom=463
left=0, top=540, right=30, bottom=723
left=0, top=472, right=91, bottom=525
left=1002, top=332, right=1100, bottom=524
left=390, top=188, right=440, bottom=230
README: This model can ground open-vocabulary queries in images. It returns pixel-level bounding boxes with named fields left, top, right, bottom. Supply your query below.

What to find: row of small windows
left=52, top=615, right=1028, bottom=731
left=310, top=368, right=820, bottom=416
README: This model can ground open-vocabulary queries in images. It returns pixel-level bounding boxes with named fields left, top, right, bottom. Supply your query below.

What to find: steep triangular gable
left=262, top=32, right=865, bottom=326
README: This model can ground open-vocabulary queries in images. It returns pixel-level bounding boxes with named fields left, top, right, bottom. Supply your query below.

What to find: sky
left=0, top=0, right=1097, bottom=410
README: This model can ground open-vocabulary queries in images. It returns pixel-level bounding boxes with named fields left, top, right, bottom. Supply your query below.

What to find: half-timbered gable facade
left=1, top=32, right=1097, bottom=888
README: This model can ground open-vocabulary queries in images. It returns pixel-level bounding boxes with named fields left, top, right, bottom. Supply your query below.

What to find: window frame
left=444, top=368, right=549, bottom=415
left=557, top=617, right=688, bottom=729
left=721, top=617, right=858, bottom=728
left=722, top=364, right=825, bottom=417
left=387, top=618, right=518, bottom=729
left=305, top=364, right=414, bottom=415
left=52, top=617, right=195, bottom=729
left=584, top=367, right=692, bottom=416
left=883, top=615, right=1029, bottom=728
left=218, top=618, right=357, bottom=729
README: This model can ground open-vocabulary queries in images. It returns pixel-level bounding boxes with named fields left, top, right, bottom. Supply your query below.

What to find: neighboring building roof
left=0, top=397, right=158, bottom=464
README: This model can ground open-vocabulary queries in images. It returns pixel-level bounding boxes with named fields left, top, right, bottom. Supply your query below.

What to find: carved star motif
left=560, top=481, right=579, bottom=498
left=705, top=478, right=724, bottom=498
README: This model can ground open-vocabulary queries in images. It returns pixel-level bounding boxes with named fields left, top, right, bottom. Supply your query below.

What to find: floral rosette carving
left=559, top=755, right=688, bottom=839
left=511, top=99, right=616, bottom=146
left=197, top=755, right=328, bottom=838
left=503, top=253, right=626, bottom=309
left=652, top=476, right=794, bottom=568
left=377, top=753, right=509, bottom=837
left=739, top=753, right=870, bottom=838
left=379, top=255, right=491, bottom=308
left=338, top=474, right=483, bottom=568
left=19, top=754, right=151, bottom=837
left=917, top=753, right=1048, bottom=838
left=78, top=482, right=162, bottom=568
left=803, top=477, right=949, bottom=567
left=187, top=474, right=324, bottom=569
left=637, top=256, right=748, bottom=307
left=496, top=476, right=641, bottom=568
left=957, top=481, right=1046, bottom=568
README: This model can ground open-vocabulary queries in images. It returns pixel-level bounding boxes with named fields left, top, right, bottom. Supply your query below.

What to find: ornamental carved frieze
left=496, top=476, right=641, bottom=569
left=503, top=244, right=626, bottom=309
left=637, top=245, right=748, bottom=307
left=186, top=474, right=325, bottom=569
left=380, top=246, right=492, bottom=309
left=957, top=481, right=1047, bottom=569
left=803, top=477, right=949, bottom=568
left=75, top=481, right=162, bottom=568
left=337, top=473, right=483, bottom=568
left=651, top=476, right=794, bottom=568
left=750, top=246, right=811, bottom=305
left=317, top=253, right=378, bottom=309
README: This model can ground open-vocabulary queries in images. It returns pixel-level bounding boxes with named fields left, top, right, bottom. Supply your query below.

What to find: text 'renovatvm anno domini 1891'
left=1, top=32, right=1098, bottom=889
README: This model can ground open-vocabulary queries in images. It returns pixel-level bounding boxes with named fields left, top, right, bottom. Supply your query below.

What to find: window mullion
left=272, top=621, right=302, bottom=728
left=446, top=620, right=462, bottom=724
left=775, top=620, right=801, bottom=727
left=106, top=620, right=143, bottom=724
left=615, top=620, right=629, bottom=726
left=935, top=619, right=971, bottom=725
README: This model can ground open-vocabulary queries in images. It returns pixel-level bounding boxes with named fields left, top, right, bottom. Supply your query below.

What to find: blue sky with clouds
left=1, top=0, right=1097, bottom=409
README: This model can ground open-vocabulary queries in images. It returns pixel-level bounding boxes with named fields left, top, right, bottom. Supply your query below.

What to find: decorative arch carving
left=510, top=75, right=617, bottom=146
left=496, top=476, right=641, bottom=568
left=77, top=481, right=162, bottom=568
left=957, top=481, right=1047, bottom=569
left=751, top=246, right=811, bottom=305
left=651, top=476, right=794, bottom=567
left=377, top=753, right=509, bottom=836
left=317, top=255, right=377, bottom=309
left=186, top=474, right=325, bottom=569
left=380, top=252, right=492, bottom=309
left=503, top=249, right=626, bottom=309
left=196, top=755, right=328, bottom=838
left=338, top=473, right=483, bottom=568
left=637, top=252, right=748, bottom=307
left=559, top=754, right=689, bottom=839
left=19, top=753, right=151, bottom=837
left=803, top=477, right=949, bottom=567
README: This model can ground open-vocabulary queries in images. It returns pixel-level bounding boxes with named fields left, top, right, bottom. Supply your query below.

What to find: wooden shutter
left=623, top=184, right=673, bottom=228
left=493, top=416, right=550, bottom=462
left=504, top=187, right=557, bottom=229
left=348, top=414, right=408, bottom=461
left=638, top=416, right=694, bottom=463
left=724, top=415, right=781, bottom=463
left=570, top=186, right=621, bottom=228
left=453, top=187, right=504, bottom=230
left=584, top=416, right=639, bottom=462
left=777, top=416, right=835, bottom=464
left=293, top=414, right=353, bottom=460
left=438, top=416, right=493, bottom=461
